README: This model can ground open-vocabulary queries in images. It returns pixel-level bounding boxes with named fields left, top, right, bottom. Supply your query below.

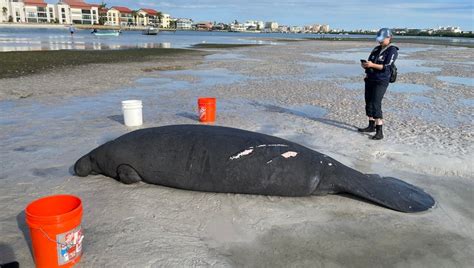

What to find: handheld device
left=360, top=59, right=367, bottom=63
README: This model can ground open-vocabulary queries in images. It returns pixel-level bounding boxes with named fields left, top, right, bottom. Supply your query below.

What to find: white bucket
left=121, top=100, right=143, bottom=127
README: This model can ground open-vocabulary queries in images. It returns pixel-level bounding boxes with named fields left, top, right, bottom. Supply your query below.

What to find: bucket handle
left=35, top=226, right=83, bottom=248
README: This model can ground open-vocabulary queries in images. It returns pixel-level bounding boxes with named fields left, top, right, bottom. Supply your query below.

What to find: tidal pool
left=343, top=82, right=433, bottom=93
left=160, top=68, right=248, bottom=87
left=308, top=47, right=441, bottom=74
left=437, top=76, right=474, bottom=87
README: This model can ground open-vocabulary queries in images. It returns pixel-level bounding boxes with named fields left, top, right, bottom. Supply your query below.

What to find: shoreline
left=1, top=22, right=472, bottom=47
left=0, top=22, right=176, bottom=31
left=305, top=37, right=474, bottom=48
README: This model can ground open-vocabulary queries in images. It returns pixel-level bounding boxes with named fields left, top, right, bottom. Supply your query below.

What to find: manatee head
left=74, top=153, right=93, bottom=177
left=74, top=142, right=113, bottom=177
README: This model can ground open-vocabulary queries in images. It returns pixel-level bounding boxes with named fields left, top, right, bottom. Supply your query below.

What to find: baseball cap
left=376, top=28, right=392, bottom=42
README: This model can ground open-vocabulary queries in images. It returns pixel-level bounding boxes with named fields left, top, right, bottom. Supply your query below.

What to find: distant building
left=438, top=26, right=462, bottom=33
left=230, top=22, right=246, bottom=32
left=104, top=7, right=119, bottom=25
left=0, top=0, right=57, bottom=23
left=1, top=0, right=26, bottom=22
left=278, top=25, right=289, bottom=33
left=265, top=21, right=279, bottom=32
left=195, top=21, right=212, bottom=31
left=244, top=20, right=264, bottom=31
left=138, top=8, right=160, bottom=26
left=290, top=26, right=303, bottom=33
left=320, top=24, right=330, bottom=33
left=212, top=22, right=227, bottom=31
left=0, top=0, right=170, bottom=26
left=161, top=13, right=170, bottom=28
left=56, top=2, right=72, bottom=24
left=62, top=0, right=99, bottom=25
left=312, top=24, right=321, bottom=32
left=135, top=9, right=147, bottom=26
left=176, top=18, right=192, bottom=30
left=23, top=0, right=55, bottom=23
left=109, top=6, right=132, bottom=26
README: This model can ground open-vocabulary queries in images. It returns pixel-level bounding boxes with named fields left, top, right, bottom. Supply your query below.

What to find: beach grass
left=191, top=43, right=263, bottom=48
left=0, top=48, right=204, bottom=79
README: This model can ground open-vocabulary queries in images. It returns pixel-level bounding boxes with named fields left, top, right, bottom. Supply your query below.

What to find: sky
left=47, top=0, right=473, bottom=30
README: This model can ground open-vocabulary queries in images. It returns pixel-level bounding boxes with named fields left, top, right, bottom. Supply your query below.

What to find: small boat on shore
left=93, top=31, right=121, bottom=37
left=143, top=27, right=159, bottom=35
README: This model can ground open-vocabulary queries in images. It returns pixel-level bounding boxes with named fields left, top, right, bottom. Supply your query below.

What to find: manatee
left=75, top=125, right=435, bottom=212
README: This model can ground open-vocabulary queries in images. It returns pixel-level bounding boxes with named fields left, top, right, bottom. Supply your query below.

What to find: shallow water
left=437, top=76, right=474, bottom=86
left=249, top=102, right=327, bottom=120
left=0, top=29, right=277, bottom=52
left=160, top=68, right=248, bottom=87
left=407, top=108, right=472, bottom=127
left=461, top=98, right=474, bottom=107
left=205, top=53, right=248, bottom=61
left=0, top=65, right=252, bottom=147
left=300, top=62, right=361, bottom=79
left=309, top=48, right=441, bottom=74
left=343, top=82, right=433, bottom=93
left=410, top=96, right=433, bottom=104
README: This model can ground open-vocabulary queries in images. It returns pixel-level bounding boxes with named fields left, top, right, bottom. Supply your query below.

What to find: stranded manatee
left=75, top=125, right=435, bottom=212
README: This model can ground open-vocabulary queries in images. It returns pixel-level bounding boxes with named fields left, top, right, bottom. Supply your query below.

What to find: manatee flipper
left=116, top=164, right=142, bottom=184
left=334, top=174, right=435, bottom=213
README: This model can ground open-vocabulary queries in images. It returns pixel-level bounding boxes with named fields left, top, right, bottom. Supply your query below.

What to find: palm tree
left=2, top=7, right=7, bottom=22
left=157, top=12, right=162, bottom=27
left=98, top=2, right=107, bottom=25
left=131, top=10, right=138, bottom=25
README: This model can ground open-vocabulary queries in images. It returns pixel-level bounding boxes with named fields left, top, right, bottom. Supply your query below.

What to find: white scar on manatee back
left=229, top=149, right=254, bottom=160
left=229, top=144, right=298, bottom=161
left=281, top=151, right=298, bottom=158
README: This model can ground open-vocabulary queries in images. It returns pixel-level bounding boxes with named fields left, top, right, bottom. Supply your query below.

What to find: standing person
left=358, top=28, right=398, bottom=140
left=69, top=24, right=75, bottom=36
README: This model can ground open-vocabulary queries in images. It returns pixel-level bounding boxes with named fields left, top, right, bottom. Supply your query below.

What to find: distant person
left=91, top=28, right=97, bottom=34
left=69, top=25, right=75, bottom=36
left=358, top=28, right=398, bottom=140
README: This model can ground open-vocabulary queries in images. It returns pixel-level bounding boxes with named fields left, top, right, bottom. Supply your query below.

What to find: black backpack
left=390, top=63, right=397, bottom=83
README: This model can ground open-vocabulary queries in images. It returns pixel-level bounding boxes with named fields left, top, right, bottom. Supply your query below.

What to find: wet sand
left=0, top=41, right=473, bottom=267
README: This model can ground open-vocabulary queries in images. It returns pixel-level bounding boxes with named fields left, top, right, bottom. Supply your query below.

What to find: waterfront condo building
left=265, top=21, right=279, bottom=32
left=1, top=0, right=164, bottom=27
left=137, top=8, right=159, bottom=26
left=176, top=18, right=192, bottom=30
left=61, top=0, right=99, bottom=24
left=1, top=0, right=26, bottom=22
left=109, top=6, right=132, bottom=26
left=195, top=21, right=212, bottom=31
left=24, top=0, right=55, bottom=23
left=160, top=13, right=170, bottom=28
left=0, top=0, right=55, bottom=23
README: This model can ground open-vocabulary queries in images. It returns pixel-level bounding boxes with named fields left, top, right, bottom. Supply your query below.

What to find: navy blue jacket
left=365, top=44, right=399, bottom=82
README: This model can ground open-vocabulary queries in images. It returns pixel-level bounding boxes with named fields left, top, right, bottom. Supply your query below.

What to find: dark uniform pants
left=364, top=79, right=389, bottom=119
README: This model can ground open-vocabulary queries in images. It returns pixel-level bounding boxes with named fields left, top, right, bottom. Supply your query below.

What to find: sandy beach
left=0, top=40, right=473, bottom=267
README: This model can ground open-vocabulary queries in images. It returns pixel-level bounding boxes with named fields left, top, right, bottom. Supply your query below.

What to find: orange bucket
left=25, top=195, right=84, bottom=268
left=198, top=97, right=216, bottom=123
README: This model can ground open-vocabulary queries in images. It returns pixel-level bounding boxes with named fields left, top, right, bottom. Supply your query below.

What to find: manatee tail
left=330, top=173, right=435, bottom=213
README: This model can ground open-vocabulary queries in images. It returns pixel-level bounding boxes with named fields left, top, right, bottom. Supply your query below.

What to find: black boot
left=358, top=120, right=375, bottom=132
left=372, top=125, right=384, bottom=140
